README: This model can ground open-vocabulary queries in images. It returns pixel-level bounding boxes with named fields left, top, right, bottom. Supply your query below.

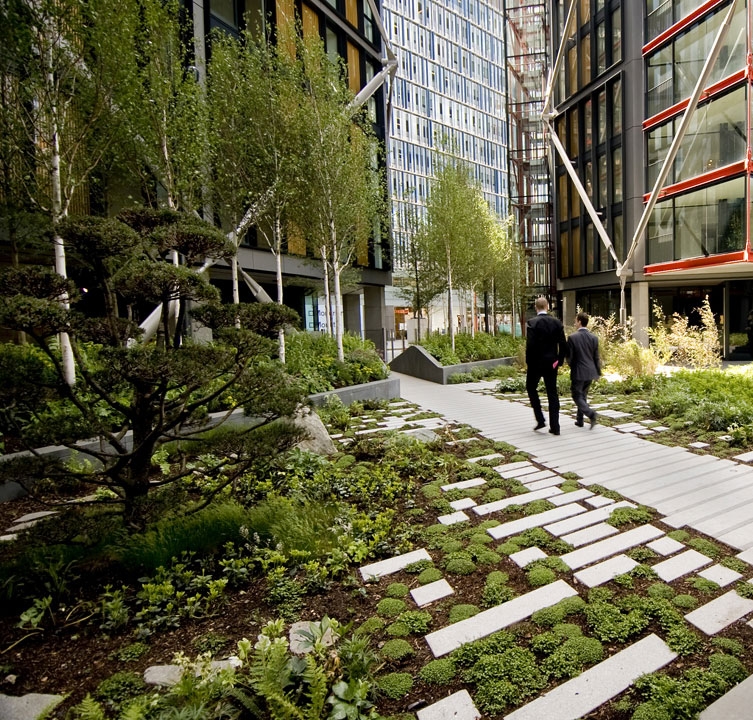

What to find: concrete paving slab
left=359, top=548, right=432, bottom=581
left=598, top=409, right=633, bottom=419
left=499, top=465, right=545, bottom=479
left=416, top=689, right=481, bottom=720
left=487, top=503, right=587, bottom=540
left=472, top=486, right=563, bottom=516
left=614, top=422, right=646, bottom=432
left=524, top=475, right=567, bottom=491
left=0, top=694, right=64, bottom=720
left=560, top=522, right=620, bottom=548
left=698, top=564, right=743, bottom=588
left=504, top=634, right=677, bottom=720
left=574, top=554, right=639, bottom=587
left=449, top=498, right=477, bottom=510
left=699, top=672, right=753, bottom=719
left=549, top=489, right=594, bottom=506
left=695, top=500, right=753, bottom=537
left=441, top=478, right=486, bottom=492
left=585, top=496, right=616, bottom=508
left=438, top=510, right=470, bottom=526
left=736, top=547, right=753, bottom=565
left=717, top=525, right=753, bottom=551
left=544, top=501, right=635, bottom=537
left=516, top=469, right=558, bottom=484
left=662, top=481, right=753, bottom=529
left=685, top=590, right=753, bottom=634
left=733, top=450, right=753, bottom=462
left=424, top=580, right=578, bottom=657
left=468, top=453, right=504, bottom=463
left=689, top=441, right=710, bottom=449
left=492, top=460, right=537, bottom=474
left=653, top=549, right=713, bottom=581
left=647, top=537, right=685, bottom=556
left=13, top=511, right=58, bottom=524
left=509, top=547, right=548, bottom=568
left=411, top=579, right=454, bottom=607
left=560, top=524, right=665, bottom=570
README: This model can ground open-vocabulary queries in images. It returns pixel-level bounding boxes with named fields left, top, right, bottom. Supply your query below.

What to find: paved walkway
left=394, top=373, right=753, bottom=552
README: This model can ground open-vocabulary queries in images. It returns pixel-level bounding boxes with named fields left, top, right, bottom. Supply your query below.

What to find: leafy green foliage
left=531, top=596, right=586, bottom=627
left=584, top=601, right=649, bottom=643
left=417, top=568, right=444, bottom=585
left=377, top=672, right=413, bottom=699
left=376, top=598, right=406, bottom=619
left=380, top=639, right=414, bottom=662
left=385, top=583, right=410, bottom=599
left=419, top=658, right=456, bottom=685
left=606, top=506, right=655, bottom=527
left=418, top=331, right=524, bottom=365
left=449, top=604, right=480, bottom=623
left=542, top=636, right=604, bottom=678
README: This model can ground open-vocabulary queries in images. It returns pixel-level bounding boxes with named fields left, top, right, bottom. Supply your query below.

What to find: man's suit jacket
left=526, top=313, right=566, bottom=371
left=567, top=327, right=602, bottom=381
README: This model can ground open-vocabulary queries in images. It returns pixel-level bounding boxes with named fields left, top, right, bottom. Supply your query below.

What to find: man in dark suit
left=567, top=311, right=602, bottom=429
left=526, top=297, right=567, bottom=435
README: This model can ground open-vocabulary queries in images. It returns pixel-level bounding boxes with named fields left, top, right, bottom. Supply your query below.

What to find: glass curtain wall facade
left=551, top=0, right=753, bottom=354
left=382, top=0, right=510, bottom=271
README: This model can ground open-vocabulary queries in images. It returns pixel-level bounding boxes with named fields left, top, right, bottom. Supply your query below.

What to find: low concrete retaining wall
left=0, top=376, right=401, bottom=502
left=389, top=344, right=515, bottom=384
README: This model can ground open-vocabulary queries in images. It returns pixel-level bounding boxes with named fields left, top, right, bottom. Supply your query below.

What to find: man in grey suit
left=567, top=312, right=601, bottom=429
left=526, top=297, right=567, bottom=435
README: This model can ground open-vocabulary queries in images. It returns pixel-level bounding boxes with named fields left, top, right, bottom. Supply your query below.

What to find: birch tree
left=297, top=38, right=384, bottom=362
left=0, top=0, right=138, bottom=382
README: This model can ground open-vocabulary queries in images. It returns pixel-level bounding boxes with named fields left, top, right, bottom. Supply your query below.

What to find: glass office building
left=382, top=0, right=510, bottom=335
left=551, top=0, right=753, bottom=354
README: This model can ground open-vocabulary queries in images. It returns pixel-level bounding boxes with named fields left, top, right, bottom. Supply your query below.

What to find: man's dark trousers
left=527, top=365, right=560, bottom=433
left=571, top=378, right=594, bottom=424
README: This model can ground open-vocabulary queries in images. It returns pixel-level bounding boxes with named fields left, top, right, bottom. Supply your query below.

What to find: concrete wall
left=389, top=344, right=515, bottom=384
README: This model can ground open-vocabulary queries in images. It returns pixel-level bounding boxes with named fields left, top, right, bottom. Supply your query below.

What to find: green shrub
left=380, top=639, right=414, bottom=662
left=385, top=622, right=409, bottom=637
left=419, top=659, right=456, bottom=685
left=691, top=577, right=721, bottom=593
left=647, top=583, right=675, bottom=600
left=665, top=625, right=703, bottom=656
left=94, top=671, right=146, bottom=714
left=584, top=602, right=649, bottom=643
left=354, top=617, right=385, bottom=636
left=671, top=594, right=699, bottom=610
left=449, top=604, right=480, bottom=623
left=720, top=557, right=748, bottom=573
left=445, top=558, right=477, bottom=575
left=736, top=581, right=753, bottom=598
left=606, top=506, right=654, bottom=527
left=667, top=529, right=690, bottom=542
left=395, top=610, right=432, bottom=634
left=542, top=636, right=604, bottom=678
left=405, top=559, right=435, bottom=574
left=377, top=672, right=413, bottom=699
left=417, top=567, right=444, bottom=585
left=526, top=565, right=556, bottom=587
left=385, top=583, right=410, bottom=598
left=450, top=630, right=515, bottom=668
left=708, top=653, right=748, bottom=685
left=376, top=598, right=406, bottom=618
left=531, top=596, right=586, bottom=626
left=688, top=538, right=722, bottom=558
left=530, top=631, right=561, bottom=655
left=711, top=637, right=744, bottom=656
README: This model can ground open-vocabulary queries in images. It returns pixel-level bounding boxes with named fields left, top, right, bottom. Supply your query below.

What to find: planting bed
left=2, top=395, right=753, bottom=719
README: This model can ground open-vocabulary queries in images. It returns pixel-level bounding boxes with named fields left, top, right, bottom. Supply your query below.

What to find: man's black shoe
left=589, top=414, right=598, bottom=430
left=534, top=421, right=546, bottom=431
left=574, top=421, right=584, bottom=428
left=549, top=429, right=560, bottom=436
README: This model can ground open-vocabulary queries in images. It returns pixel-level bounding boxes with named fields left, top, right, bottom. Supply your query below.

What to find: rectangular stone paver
left=509, top=547, right=548, bottom=568
left=487, top=503, right=587, bottom=540
left=699, top=673, right=753, bottom=720
left=698, top=564, right=743, bottom=588
left=497, top=465, right=543, bottom=479
left=524, top=475, right=567, bottom=491
left=685, top=590, right=753, bottom=634
left=545, top=501, right=635, bottom=537
left=647, top=537, right=685, bottom=556
left=438, top=510, right=470, bottom=526
left=473, top=486, right=563, bottom=516
left=549, top=489, right=594, bottom=506
left=733, top=450, right=753, bottom=462
left=653, top=549, right=713, bottom=582
left=468, top=453, right=503, bottom=463
left=585, top=496, right=615, bottom=508
left=424, top=580, right=578, bottom=657
left=504, top=634, right=677, bottom=720
left=416, top=689, right=481, bottom=720
left=574, top=554, right=638, bottom=587
left=411, top=579, right=454, bottom=608
left=560, top=524, right=665, bottom=570
left=359, top=548, right=432, bottom=581
left=493, top=460, right=536, bottom=474
left=560, top=522, right=620, bottom=548
left=449, top=498, right=477, bottom=510
left=441, top=478, right=486, bottom=492
left=516, top=470, right=557, bottom=484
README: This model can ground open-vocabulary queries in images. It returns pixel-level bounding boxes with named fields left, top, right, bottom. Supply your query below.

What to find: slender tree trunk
left=447, top=255, right=455, bottom=352
left=321, top=246, right=332, bottom=335
left=274, top=216, right=286, bottom=363
left=48, top=59, right=76, bottom=386
left=331, top=222, right=344, bottom=362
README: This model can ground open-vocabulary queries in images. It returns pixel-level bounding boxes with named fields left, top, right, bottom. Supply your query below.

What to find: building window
left=581, top=33, right=591, bottom=87
left=612, top=148, right=622, bottom=203
left=610, top=8, right=621, bottom=64
left=611, top=80, right=621, bottom=137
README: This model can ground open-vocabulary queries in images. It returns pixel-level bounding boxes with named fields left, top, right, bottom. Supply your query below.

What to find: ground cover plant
left=2, top=398, right=753, bottom=719
left=417, top=330, right=524, bottom=366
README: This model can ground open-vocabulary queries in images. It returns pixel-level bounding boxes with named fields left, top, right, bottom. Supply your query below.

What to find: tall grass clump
left=647, top=298, right=721, bottom=369
left=117, top=501, right=252, bottom=572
